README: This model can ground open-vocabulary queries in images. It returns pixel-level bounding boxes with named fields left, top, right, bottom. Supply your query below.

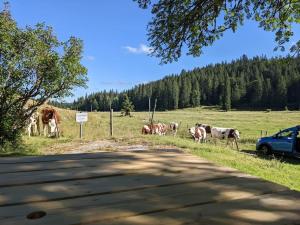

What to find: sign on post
left=76, top=112, right=88, bottom=138
left=76, top=112, right=88, bottom=123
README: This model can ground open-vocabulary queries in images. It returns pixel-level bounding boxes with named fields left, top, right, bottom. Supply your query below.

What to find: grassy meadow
left=4, top=106, right=300, bottom=191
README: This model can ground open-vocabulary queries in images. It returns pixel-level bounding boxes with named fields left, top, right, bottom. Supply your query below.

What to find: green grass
left=143, top=135, right=300, bottom=191
left=3, top=106, right=300, bottom=191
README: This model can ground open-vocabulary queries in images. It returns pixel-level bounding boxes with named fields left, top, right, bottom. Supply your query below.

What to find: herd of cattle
left=26, top=108, right=240, bottom=148
left=142, top=122, right=241, bottom=148
left=26, top=107, right=61, bottom=137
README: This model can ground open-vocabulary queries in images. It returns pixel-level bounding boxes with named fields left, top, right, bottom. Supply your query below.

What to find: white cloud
left=123, top=44, right=153, bottom=54
left=86, top=55, right=95, bottom=61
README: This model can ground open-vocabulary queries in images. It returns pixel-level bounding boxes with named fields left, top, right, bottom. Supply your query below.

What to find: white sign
left=76, top=112, right=88, bottom=123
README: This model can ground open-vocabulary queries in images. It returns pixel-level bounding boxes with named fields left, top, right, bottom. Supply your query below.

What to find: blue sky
left=6, top=0, right=300, bottom=101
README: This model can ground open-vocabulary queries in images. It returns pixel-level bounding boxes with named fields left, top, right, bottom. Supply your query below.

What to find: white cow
left=27, top=116, right=38, bottom=137
left=211, top=127, right=240, bottom=148
left=48, top=118, right=59, bottom=138
left=189, top=127, right=196, bottom=138
left=26, top=112, right=40, bottom=137
left=169, top=122, right=179, bottom=136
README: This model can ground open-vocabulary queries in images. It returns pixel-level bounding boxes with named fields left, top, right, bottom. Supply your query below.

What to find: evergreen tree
left=223, top=75, right=231, bottom=111
left=275, top=75, right=287, bottom=109
left=179, top=76, right=191, bottom=108
left=170, top=79, right=179, bottom=109
left=191, top=81, right=201, bottom=107
left=67, top=56, right=300, bottom=111
left=91, top=99, right=98, bottom=111
left=262, top=78, right=272, bottom=108
left=247, top=78, right=263, bottom=107
left=121, top=94, right=135, bottom=116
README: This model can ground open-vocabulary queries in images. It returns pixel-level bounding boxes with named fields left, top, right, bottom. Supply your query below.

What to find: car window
left=278, top=130, right=294, bottom=138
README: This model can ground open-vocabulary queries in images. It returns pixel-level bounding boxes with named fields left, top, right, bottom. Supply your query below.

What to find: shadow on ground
left=0, top=151, right=299, bottom=225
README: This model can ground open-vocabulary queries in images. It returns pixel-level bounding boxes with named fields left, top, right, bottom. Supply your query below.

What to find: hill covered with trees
left=55, top=55, right=300, bottom=111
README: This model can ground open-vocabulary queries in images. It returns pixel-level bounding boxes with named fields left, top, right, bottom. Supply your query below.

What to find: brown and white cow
left=144, top=123, right=168, bottom=136
left=189, top=126, right=207, bottom=143
left=41, top=107, right=61, bottom=137
left=158, top=123, right=168, bottom=136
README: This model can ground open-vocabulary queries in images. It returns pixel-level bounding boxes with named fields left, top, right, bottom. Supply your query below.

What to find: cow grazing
left=158, top=123, right=168, bottom=136
left=211, top=127, right=240, bottom=148
left=196, top=123, right=212, bottom=137
left=189, top=126, right=206, bottom=143
left=194, top=127, right=207, bottom=143
left=142, top=125, right=151, bottom=135
left=146, top=123, right=168, bottom=136
left=169, top=122, right=179, bottom=136
left=41, top=108, right=61, bottom=137
left=149, top=123, right=160, bottom=135
left=189, top=127, right=196, bottom=138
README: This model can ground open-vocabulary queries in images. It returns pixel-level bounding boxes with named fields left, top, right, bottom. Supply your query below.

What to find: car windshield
left=277, top=130, right=294, bottom=138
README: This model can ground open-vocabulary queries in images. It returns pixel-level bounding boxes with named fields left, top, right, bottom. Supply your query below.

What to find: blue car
left=256, top=125, right=300, bottom=157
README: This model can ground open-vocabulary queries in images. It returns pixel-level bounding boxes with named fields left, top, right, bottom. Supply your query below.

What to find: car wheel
left=259, top=145, right=271, bottom=155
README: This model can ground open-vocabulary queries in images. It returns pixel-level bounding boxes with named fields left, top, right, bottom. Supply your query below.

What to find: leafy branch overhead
left=135, top=0, right=300, bottom=63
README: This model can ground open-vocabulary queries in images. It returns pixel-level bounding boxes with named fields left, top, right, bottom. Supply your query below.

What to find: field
left=4, top=107, right=300, bottom=191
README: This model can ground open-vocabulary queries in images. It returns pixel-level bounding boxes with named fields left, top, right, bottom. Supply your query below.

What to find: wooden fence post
left=151, top=98, right=157, bottom=124
left=80, top=123, right=83, bottom=139
left=110, top=109, right=113, bottom=137
left=148, top=97, right=151, bottom=122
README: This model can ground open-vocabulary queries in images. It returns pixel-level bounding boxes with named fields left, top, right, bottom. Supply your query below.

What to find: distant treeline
left=52, top=55, right=300, bottom=111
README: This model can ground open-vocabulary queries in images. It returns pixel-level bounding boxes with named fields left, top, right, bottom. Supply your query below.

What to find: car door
left=271, top=130, right=294, bottom=153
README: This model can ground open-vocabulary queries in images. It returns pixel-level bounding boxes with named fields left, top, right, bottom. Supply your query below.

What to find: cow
left=189, top=126, right=206, bottom=143
left=211, top=127, right=240, bottom=148
left=149, top=123, right=160, bottom=135
left=27, top=113, right=39, bottom=137
left=145, top=123, right=168, bottom=136
left=195, top=127, right=207, bottom=143
left=41, top=107, right=61, bottom=137
left=189, top=126, right=196, bottom=138
left=195, top=123, right=212, bottom=137
left=169, top=122, right=179, bottom=136
left=158, top=123, right=168, bottom=136
left=142, top=124, right=151, bottom=134
left=48, top=118, right=59, bottom=138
